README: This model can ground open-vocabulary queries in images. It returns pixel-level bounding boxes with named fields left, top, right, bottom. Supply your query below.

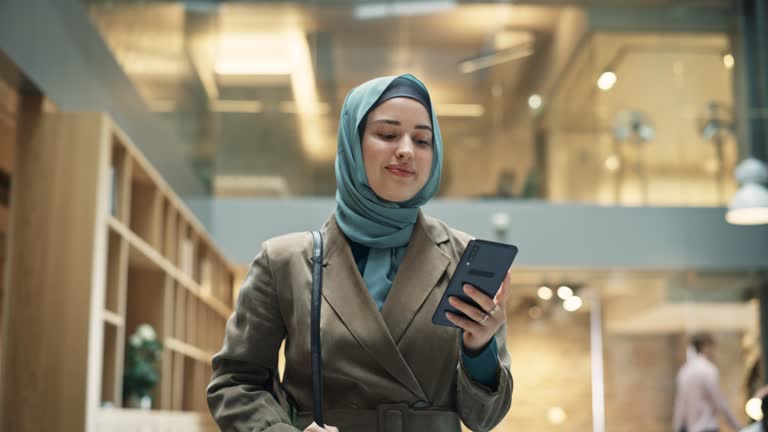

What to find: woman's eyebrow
left=368, top=119, right=433, bottom=132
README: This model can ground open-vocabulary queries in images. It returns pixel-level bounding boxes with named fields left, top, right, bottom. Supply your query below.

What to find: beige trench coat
left=207, top=212, right=513, bottom=432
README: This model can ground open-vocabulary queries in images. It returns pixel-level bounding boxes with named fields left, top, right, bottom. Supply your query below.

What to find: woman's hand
left=445, top=270, right=511, bottom=352
left=304, top=422, right=339, bottom=432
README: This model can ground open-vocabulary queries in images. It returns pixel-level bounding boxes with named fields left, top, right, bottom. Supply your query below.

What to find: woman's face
left=361, top=97, right=434, bottom=203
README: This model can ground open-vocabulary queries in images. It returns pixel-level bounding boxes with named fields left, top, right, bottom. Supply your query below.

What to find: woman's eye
left=379, top=133, right=397, bottom=140
left=415, top=138, right=432, bottom=146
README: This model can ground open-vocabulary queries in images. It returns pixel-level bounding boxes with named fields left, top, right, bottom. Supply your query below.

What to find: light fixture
left=547, top=406, right=567, bottom=425
left=746, top=397, right=763, bottom=421
left=210, top=99, right=264, bottom=113
left=528, top=94, right=543, bottom=110
left=354, top=1, right=456, bottom=19
left=537, top=286, right=553, bottom=300
left=215, top=33, right=295, bottom=76
left=605, top=155, right=620, bottom=172
left=563, top=295, right=583, bottom=312
left=597, top=70, right=617, bottom=90
left=459, top=43, right=535, bottom=74
left=557, top=285, right=573, bottom=300
left=726, top=157, right=768, bottom=225
left=279, top=101, right=331, bottom=115
left=723, top=53, right=735, bottom=69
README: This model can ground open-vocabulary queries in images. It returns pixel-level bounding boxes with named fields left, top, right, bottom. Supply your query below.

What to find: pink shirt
left=673, top=354, right=742, bottom=432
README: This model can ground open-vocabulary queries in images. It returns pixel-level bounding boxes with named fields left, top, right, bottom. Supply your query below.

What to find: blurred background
left=1, top=0, right=768, bottom=431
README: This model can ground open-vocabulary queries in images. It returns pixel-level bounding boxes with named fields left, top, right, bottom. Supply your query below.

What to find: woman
left=207, top=74, right=513, bottom=432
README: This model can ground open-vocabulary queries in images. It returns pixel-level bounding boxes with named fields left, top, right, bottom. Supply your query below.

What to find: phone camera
left=467, top=245, right=479, bottom=263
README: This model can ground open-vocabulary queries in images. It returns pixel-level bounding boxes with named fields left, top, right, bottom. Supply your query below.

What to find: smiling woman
left=361, top=84, right=435, bottom=203
left=206, top=74, right=513, bottom=432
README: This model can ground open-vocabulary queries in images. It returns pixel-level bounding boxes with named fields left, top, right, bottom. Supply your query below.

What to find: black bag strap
left=310, top=231, right=324, bottom=426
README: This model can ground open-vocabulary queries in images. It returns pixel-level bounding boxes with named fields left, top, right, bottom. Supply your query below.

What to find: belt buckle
left=377, top=403, right=410, bottom=432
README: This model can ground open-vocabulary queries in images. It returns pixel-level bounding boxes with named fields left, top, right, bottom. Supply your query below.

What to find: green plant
left=123, top=324, right=162, bottom=401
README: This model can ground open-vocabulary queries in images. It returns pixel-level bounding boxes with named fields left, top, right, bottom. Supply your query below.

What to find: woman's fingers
left=448, top=296, right=486, bottom=323
left=445, top=311, right=483, bottom=333
left=462, top=284, right=496, bottom=312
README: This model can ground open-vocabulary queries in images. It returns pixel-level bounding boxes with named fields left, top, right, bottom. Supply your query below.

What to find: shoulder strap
left=310, top=231, right=324, bottom=426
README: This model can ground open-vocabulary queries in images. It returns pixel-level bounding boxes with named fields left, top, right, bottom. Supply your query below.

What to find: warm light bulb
left=723, top=53, right=735, bottom=69
left=605, top=155, right=620, bottom=172
left=557, top=285, right=573, bottom=300
left=746, top=397, right=763, bottom=421
left=547, top=406, right=567, bottom=424
left=597, top=71, right=617, bottom=90
left=538, top=286, right=553, bottom=300
left=528, top=94, right=543, bottom=110
left=563, top=295, right=583, bottom=312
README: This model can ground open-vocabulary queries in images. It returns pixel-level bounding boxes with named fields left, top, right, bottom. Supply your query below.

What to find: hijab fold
left=334, top=74, right=443, bottom=309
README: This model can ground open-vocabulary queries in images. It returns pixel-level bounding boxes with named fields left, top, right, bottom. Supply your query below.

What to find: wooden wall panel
left=1, top=112, right=110, bottom=432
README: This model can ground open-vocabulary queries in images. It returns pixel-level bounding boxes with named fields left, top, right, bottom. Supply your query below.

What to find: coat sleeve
left=207, top=242, right=300, bottom=432
left=455, top=322, right=513, bottom=432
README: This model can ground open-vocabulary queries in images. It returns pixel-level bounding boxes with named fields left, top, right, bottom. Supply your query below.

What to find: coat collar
left=309, top=211, right=450, bottom=400
left=313, top=211, right=449, bottom=265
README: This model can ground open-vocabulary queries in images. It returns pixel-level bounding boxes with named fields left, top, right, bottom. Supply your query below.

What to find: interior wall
left=498, top=311, right=593, bottom=431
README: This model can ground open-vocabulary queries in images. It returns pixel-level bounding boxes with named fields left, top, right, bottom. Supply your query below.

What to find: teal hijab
left=335, top=74, right=443, bottom=310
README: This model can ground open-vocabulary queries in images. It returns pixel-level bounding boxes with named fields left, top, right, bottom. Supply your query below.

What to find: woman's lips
left=385, top=166, right=415, bottom=177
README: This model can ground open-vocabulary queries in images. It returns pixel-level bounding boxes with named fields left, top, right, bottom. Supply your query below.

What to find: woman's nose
left=396, top=137, right=415, bottom=159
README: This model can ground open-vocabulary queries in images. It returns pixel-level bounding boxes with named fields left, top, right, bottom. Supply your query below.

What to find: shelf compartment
left=165, top=337, right=214, bottom=414
left=185, top=294, right=199, bottom=347
left=178, top=223, right=196, bottom=279
left=173, top=283, right=187, bottom=342
left=217, top=262, right=234, bottom=308
left=100, top=321, right=125, bottom=408
left=129, top=162, right=163, bottom=250
left=162, top=200, right=178, bottom=264
left=182, top=357, right=209, bottom=412
left=197, top=244, right=212, bottom=295
left=104, top=228, right=127, bottom=315
left=109, top=216, right=232, bottom=320
left=108, top=138, right=132, bottom=224
left=124, top=266, right=171, bottom=410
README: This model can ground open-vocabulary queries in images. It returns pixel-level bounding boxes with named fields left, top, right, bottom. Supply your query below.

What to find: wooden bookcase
left=1, top=112, right=236, bottom=432
left=0, top=73, right=17, bottom=379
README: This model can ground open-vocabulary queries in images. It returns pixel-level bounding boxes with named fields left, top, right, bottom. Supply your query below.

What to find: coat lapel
left=381, top=212, right=450, bottom=344
left=314, top=216, right=427, bottom=400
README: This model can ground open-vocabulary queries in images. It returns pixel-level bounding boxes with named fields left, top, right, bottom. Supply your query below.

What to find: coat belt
left=295, top=404, right=461, bottom=432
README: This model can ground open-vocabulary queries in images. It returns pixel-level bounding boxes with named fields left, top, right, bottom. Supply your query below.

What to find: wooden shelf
left=3, top=112, right=237, bottom=430
left=100, top=321, right=123, bottom=409
left=165, top=337, right=214, bottom=364
left=102, top=309, right=124, bottom=327
left=108, top=216, right=232, bottom=319
left=94, top=407, right=217, bottom=431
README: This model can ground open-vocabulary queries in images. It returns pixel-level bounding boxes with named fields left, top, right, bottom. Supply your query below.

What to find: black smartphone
left=432, top=239, right=518, bottom=328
